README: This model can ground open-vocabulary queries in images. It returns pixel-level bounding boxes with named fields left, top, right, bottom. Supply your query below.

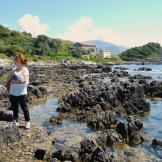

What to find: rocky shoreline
left=0, top=61, right=162, bottom=162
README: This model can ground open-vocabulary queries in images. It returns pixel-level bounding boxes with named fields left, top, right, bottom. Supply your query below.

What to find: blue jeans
left=9, top=95, right=30, bottom=122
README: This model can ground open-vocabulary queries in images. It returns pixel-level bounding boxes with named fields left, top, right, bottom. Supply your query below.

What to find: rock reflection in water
left=30, top=97, right=58, bottom=126
left=30, top=97, right=100, bottom=150
left=51, top=120, right=100, bottom=150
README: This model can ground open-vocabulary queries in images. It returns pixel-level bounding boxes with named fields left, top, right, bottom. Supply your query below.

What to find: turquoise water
left=144, top=99, right=162, bottom=139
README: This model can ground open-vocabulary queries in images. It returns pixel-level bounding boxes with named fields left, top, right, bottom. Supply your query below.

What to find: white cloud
left=57, top=16, right=130, bottom=46
left=18, top=14, right=49, bottom=37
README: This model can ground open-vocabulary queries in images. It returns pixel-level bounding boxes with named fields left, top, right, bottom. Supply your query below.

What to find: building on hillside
left=98, top=49, right=111, bottom=58
left=74, top=42, right=97, bottom=55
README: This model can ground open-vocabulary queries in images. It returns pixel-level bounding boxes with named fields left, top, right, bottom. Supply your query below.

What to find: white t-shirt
left=9, top=67, right=29, bottom=96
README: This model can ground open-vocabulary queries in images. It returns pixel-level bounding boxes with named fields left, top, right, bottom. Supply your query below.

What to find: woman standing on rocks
left=7, top=54, right=30, bottom=129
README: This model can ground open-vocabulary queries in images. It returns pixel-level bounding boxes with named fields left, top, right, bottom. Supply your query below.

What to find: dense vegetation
left=0, top=24, right=120, bottom=62
left=120, top=42, right=162, bottom=61
left=0, top=24, right=74, bottom=61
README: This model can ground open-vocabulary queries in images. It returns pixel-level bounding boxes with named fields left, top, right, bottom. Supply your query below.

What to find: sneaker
left=25, top=122, right=30, bottom=129
left=11, top=120, right=19, bottom=128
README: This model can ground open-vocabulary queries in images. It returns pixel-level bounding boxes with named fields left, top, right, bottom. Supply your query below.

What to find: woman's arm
left=11, top=75, right=29, bottom=84
left=11, top=67, right=29, bottom=84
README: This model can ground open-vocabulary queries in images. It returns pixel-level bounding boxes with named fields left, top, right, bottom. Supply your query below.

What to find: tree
left=35, top=42, right=51, bottom=55
left=34, top=35, right=61, bottom=55
left=49, top=39, right=61, bottom=54
left=68, top=46, right=86, bottom=58
left=5, top=45, right=24, bottom=57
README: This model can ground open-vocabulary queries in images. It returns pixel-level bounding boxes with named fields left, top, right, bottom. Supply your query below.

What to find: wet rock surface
left=58, top=81, right=150, bottom=120
left=114, top=67, right=129, bottom=71
left=79, top=139, right=115, bottom=162
left=128, top=74, right=152, bottom=80
left=0, top=110, right=13, bottom=121
left=152, top=139, right=162, bottom=148
left=52, top=149, right=79, bottom=162
left=116, top=116, right=144, bottom=146
left=143, top=80, right=162, bottom=97
left=111, top=70, right=129, bottom=77
left=96, top=130, right=120, bottom=147
left=137, top=67, right=152, bottom=71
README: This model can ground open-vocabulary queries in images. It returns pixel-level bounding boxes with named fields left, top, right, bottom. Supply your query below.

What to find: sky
left=0, top=0, right=162, bottom=47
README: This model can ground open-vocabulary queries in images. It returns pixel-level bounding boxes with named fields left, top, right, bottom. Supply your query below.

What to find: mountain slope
left=89, top=40, right=128, bottom=55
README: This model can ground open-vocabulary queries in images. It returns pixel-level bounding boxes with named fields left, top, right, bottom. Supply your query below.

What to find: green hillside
left=120, top=42, right=162, bottom=61
left=0, top=24, right=77, bottom=61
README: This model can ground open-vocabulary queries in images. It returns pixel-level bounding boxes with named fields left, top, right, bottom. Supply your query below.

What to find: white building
left=98, top=49, right=111, bottom=58
left=74, top=42, right=97, bottom=55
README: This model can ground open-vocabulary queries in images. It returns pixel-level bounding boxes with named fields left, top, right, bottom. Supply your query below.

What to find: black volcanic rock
left=116, top=116, right=144, bottom=146
left=152, top=139, right=162, bottom=147
left=79, top=139, right=114, bottom=162
left=137, top=67, right=152, bottom=71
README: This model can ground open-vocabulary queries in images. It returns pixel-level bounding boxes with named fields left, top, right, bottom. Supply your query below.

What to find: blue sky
left=0, top=0, right=162, bottom=47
